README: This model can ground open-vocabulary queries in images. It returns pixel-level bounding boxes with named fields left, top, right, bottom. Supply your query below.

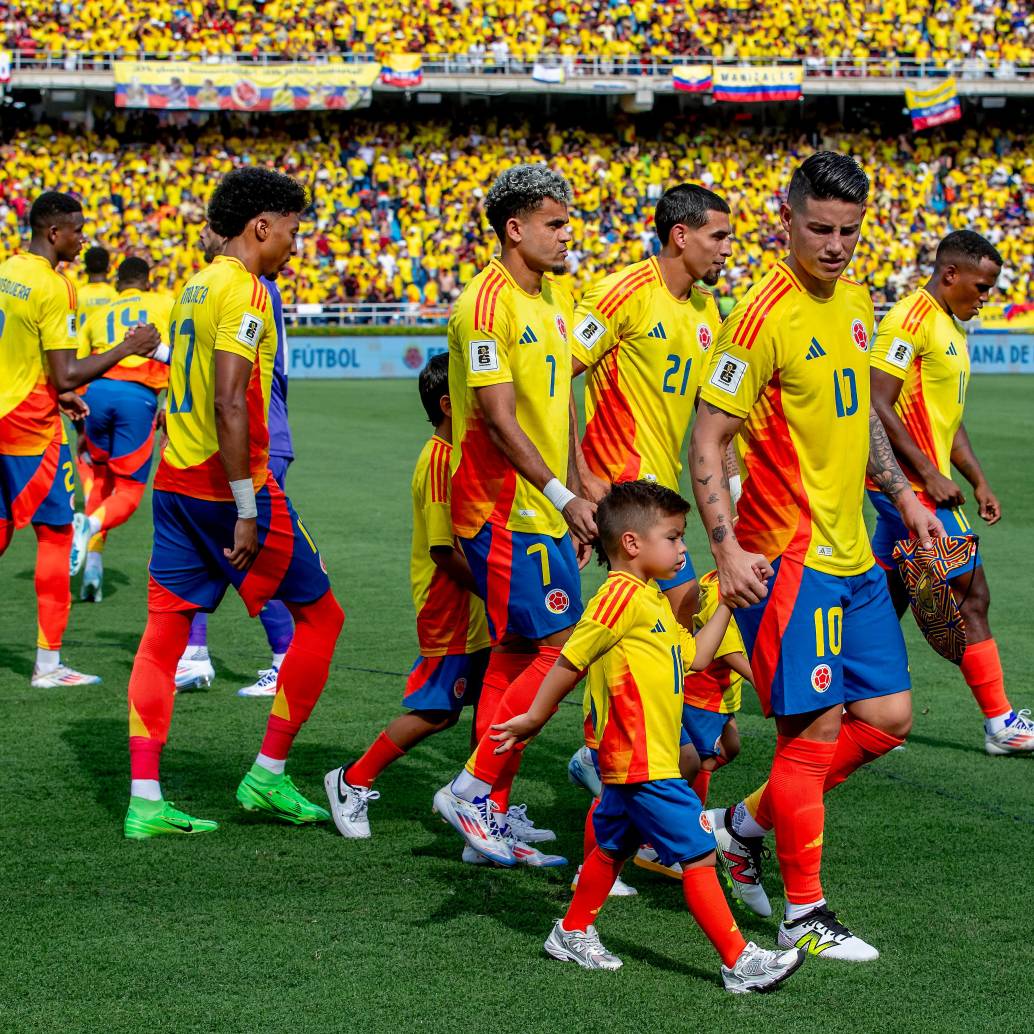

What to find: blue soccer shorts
left=593, top=778, right=717, bottom=867
left=731, top=556, right=910, bottom=717
left=0, top=440, right=74, bottom=529
left=268, top=454, right=292, bottom=490
left=148, top=478, right=330, bottom=616
left=682, top=704, right=734, bottom=760
left=83, top=379, right=158, bottom=483
left=656, top=549, right=698, bottom=593
left=402, top=648, right=490, bottom=712
left=460, top=522, right=583, bottom=643
left=867, top=489, right=981, bottom=577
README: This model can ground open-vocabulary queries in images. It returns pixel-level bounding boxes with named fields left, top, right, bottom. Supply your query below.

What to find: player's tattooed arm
left=867, top=406, right=912, bottom=500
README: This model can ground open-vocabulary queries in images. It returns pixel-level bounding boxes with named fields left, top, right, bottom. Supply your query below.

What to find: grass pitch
left=2, top=376, right=1032, bottom=1034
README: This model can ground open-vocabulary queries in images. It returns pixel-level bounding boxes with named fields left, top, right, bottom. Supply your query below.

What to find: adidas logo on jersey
left=805, top=338, right=826, bottom=361
left=650, top=620, right=666, bottom=633
left=647, top=322, right=667, bottom=340
left=946, top=342, right=959, bottom=356
left=519, top=325, right=538, bottom=345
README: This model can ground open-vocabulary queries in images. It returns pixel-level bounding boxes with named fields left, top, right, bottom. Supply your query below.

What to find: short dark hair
left=206, top=168, right=308, bottom=240
left=116, top=257, right=151, bottom=286
left=29, top=191, right=82, bottom=233
left=935, top=230, right=1003, bottom=271
left=418, top=352, right=449, bottom=425
left=84, top=245, right=110, bottom=275
left=655, top=184, right=730, bottom=245
left=595, top=480, right=690, bottom=568
left=484, top=165, right=573, bottom=240
left=786, top=151, right=869, bottom=210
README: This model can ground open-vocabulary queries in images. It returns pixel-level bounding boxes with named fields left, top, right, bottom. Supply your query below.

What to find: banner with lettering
left=712, top=65, right=803, bottom=102
left=904, top=78, right=962, bottom=131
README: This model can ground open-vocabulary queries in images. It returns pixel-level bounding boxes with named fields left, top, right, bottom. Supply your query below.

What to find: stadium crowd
left=0, top=0, right=1030, bottom=70
left=0, top=116, right=1030, bottom=309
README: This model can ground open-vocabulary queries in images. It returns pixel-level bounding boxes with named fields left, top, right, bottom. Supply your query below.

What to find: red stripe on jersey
left=903, top=296, right=930, bottom=335
left=590, top=579, right=626, bottom=623
left=259, top=283, right=269, bottom=313
left=581, top=348, right=641, bottom=483
left=597, top=263, right=654, bottom=315
left=598, top=268, right=654, bottom=318
left=896, top=358, right=941, bottom=499
left=417, top=567, right=471, bottom=654
left=474, top=271, right=503, bottom=331
left=598, top=666, right=649, bottom=782
left=249, top=277, right=258, bottom=309
left=592, top=579, right=636, bottom=628
left=484, top=275, right=505, bottom=332
left=429, top=440, right=448, bottom=503
left=775, top=261, right=804, bottom=293
left=739, top=278, right=793, bottom=351
left=732, top=275, right=789, bottom=349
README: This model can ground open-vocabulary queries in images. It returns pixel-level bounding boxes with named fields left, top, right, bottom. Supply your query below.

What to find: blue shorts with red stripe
left=867, top=489, right=981, bottom=577
left=731, top=557, right=909, bottom=717
left=460, top=522, right=582, bottom=643
left=0, top=441, right=74, bottom=528
left=656, top=550, right=697, bottom=593
left=148, top=477, right=330, bottom=615
left=682, top=704, right=733, bottom=759
left=402, top=648, right=490, bottom=712
left=593, top=778, right=716, bottom=867
left=83, top=379, right=158, bottom=483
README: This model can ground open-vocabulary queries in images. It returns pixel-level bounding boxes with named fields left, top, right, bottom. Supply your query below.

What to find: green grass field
left=3, top=376, right=1033, bottom=1034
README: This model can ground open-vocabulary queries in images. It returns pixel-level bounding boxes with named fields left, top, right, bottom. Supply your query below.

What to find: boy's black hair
left=29, top=191, right=82, bottom=233
left=934, top=229, right=1003, bottom=271
left=206, top=168, right=308, bottom=240
left=786, top=151, right=869, bottom=210
left=84, top=245, right=110, bottom=275
left=595, top=480, right=690, bottom=568
left=418, top=352, right=449, bottom=425
left=116, top=257, right=151, bottom=286
left=655, top=184, right=730, bottom=245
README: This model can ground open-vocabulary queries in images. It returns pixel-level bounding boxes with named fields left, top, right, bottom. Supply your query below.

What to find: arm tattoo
left=703, top=402, right=727, bottom=416
left=711, top=525, right=729, bottom=544
left=696, top=474, right=713, bottom=486
left=868, top=408, right=910, bottom=499
left=706, top=493, right=719, bottom=504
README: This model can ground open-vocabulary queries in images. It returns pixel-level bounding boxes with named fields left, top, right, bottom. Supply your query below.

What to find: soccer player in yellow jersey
left=77, top=246, right=117, bottom=328
left=432, top=165, right=598, bottom=866
left=123, top=169, right=344, bottom=840
left=571, top=183, right=731, bottom=627
left=690, top=153, right=943, bottom=961
left=0, top=191, right=159, bottom=688
left=491, top=481, right=806, bottom=992
left=70, top=258, right=174, bottom=599
left=869, top=230, right=1034, bottom=755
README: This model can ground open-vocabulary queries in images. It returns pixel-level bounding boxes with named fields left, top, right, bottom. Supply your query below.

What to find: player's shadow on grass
left=70, top=566, right=132, bottom=602
left=0, top=643, right=31, bottom=678
left=900, top=731, right=977, bottom=756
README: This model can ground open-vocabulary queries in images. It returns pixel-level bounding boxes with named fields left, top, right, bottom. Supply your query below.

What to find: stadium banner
left=113, top=61, right=379, bottom=111
left=672, top=64, right=713, bottom=93
left=967, top=330, right=1034, bottom=374
left=712, top=65, right=803, bottom=102
left=532, top=64, right=566, bottom=84
left=905, top=78, right=962, bottom=131
left=287, top=335, right=447, bottom=379
left=0, top=49, right=11, bottom=85
left=381, top=55, right=423, bottom=89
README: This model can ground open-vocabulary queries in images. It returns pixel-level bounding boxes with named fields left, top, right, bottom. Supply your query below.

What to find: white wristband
left=230, top=478, right=257, bottom=519
left=729, top=474, right=742, bottom=506
left=542, top=477, right=576, bottom=513
left=152, top=343, right=171, bottom=364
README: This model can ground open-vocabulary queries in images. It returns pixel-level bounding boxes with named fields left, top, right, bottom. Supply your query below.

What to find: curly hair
left=206, top=168, right=309, bottom=240
left=484, top=164, right=573, bottom=240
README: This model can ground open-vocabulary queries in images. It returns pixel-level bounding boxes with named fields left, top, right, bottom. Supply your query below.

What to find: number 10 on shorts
left=814, top=606, right=843, bottom=658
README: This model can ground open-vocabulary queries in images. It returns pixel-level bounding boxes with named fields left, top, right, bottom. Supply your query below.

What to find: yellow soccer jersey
left=154, top=257, right=275, bottom=501
left=868, top=288, right=969, bottom=506
left=0, top=252, right=78, bottom=456
left=77, top=281, right=117, bottom=328
left=410, top=434, right=490, bottom=657
left=683, top=570, right=744, bottom=714
left=448, top=258, right=574, bottom=539
left=81, top=288, right=174, bottom=393
left=573, top=257, right=721, bottom=489
left=563, top=571, right=697, bottom=785
left=699, top=260, right=875, bottom=577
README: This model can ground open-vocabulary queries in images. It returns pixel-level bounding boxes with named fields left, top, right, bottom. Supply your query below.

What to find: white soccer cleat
left=237, top=666, right=279, bottom=698
left=462, top=835, right=567, bottom=868
left=31, top=664, right=101, bottom=688
left=175, top=649, right=215, bottom=691
left=985, top=709, right=1034, bottom=755
left=708, top=807, right=773, bottom=918
left=68, top=512, right=91, bottom=577
left=632, top=845, right=683, bottom=880
left=432, top=783, right=515, bottom=867
left=505, top=803, right=556, bottom=843
left=80, top=566, right=103, bottom=603
left=544, top=920, right=623, bottom=970
left=778, top=906, right=879, bottom=962
left=571, top=865, right=638, bottom=897
left=324, top=764, right=380, bottom=838
left=722, top=941, right=806, bottom=994
left=568, top=746, right=602, bottom=798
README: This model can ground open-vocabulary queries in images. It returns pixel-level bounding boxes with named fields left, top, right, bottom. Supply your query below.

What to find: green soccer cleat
left=236, top=768, right=330, bottom=825
left=124, top=798, right=219, bottom=840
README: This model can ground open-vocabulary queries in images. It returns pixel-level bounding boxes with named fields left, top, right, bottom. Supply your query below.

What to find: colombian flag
left=905, top=78, right=961, bottom=132
left=672, top=64, right=712, bottom=93
left=381, top=55, right=423, bottom=89
left=712, top=65, right=803, bottom=103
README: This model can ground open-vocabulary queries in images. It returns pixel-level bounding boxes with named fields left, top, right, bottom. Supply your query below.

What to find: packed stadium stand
left=0, top=0, right=1030, bottom=69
